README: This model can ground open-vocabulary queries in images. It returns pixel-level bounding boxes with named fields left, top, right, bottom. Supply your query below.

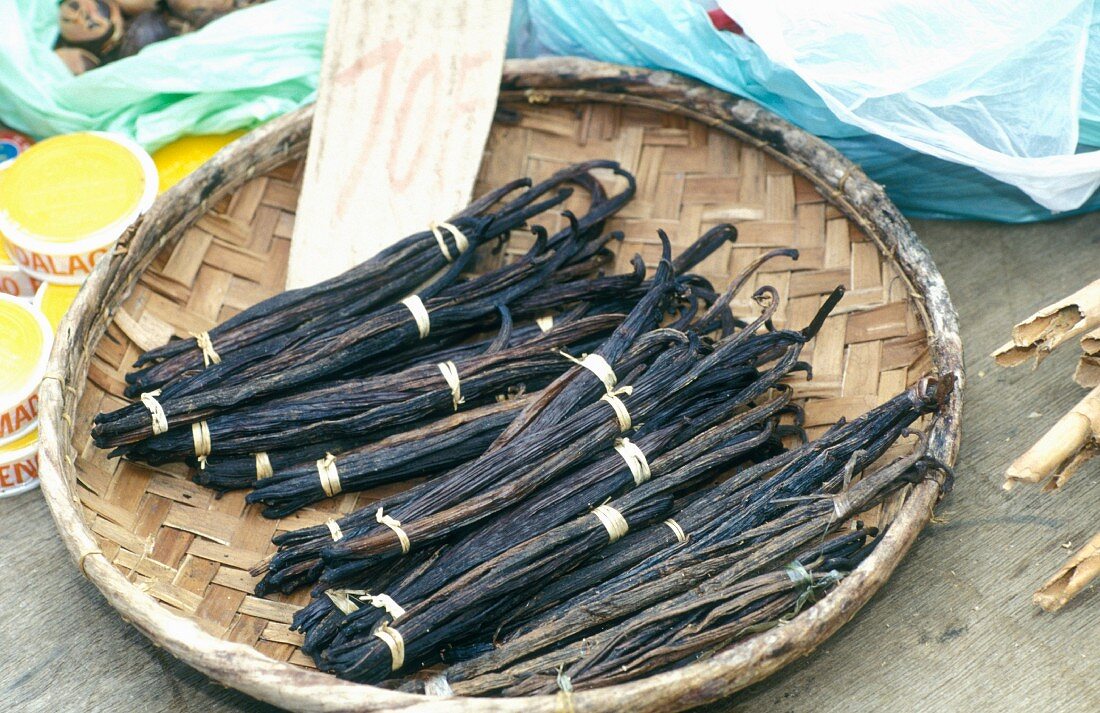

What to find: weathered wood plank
left=287, top=1, right=513, bottom=288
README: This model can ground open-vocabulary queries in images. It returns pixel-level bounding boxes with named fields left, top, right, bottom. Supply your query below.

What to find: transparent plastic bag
left=510, top=0, right=1100, bottom=220
left=0, top=0, right=327, bottom=151
left=721, top=1, right=1100, bottom=212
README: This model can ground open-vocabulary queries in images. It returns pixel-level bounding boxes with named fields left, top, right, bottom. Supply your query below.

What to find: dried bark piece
left=1073, top=354, right=1100, bottom=388
left=993, top=278, right=1100, bottom=366
left=1003, top=384, right=1100, bottom=491
left=1080, top=324, right=1100, bottom=355
left=1033, top=532, right=1100, bottom=612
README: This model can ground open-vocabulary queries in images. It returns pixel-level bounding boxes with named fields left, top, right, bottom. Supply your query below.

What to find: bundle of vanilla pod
left=94, top=160, right=952, bottom=691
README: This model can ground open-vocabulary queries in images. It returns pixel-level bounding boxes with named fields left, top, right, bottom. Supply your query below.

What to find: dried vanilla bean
left=456, top=530, right=875, bottom=696
left=439, top=381, right=950, bottom=688
left=245, top=238, right=719, bottom=595
left=302, top=381, right=797, bottom=655
left=94, top=163, right=637, bottom=440
left=246, top=399, right=530, bottom=517
left=105, top=313, right=625, bottom=459
left=126, top=161, right=618, bottom=393
left=306, top=329, right=849, bottom=681
left=467, top=440, right=947, bottom=696
left=494, top=379, right=943, bottom=648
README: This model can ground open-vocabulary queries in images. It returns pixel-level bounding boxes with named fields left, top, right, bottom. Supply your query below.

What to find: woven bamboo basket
left=37, top=58, right=962, bottom=712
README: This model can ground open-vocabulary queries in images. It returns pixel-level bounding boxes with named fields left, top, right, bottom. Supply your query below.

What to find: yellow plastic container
left=153, top=131, right=246, bottom=194
left=0, top=428, right=38, bottom=497
left=0, top=132, right=157, bottom=285
left=0, top=239, right=40, bottom=297
left=0, top=293, right=52, bottom=446
left=33, top=281, right=81, bottom=332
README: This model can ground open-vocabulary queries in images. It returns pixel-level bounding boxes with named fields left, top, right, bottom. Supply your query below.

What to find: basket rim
left=36, top=57, right=963, bottom=713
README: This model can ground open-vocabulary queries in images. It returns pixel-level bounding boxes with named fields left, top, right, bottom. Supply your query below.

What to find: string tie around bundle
left=325, top=589, right=406, bottom=620
left=376, top=507, right=411, bottom=554
left=190, top=331, right=221, bottom=367
left=556, top=666, right=575, bottom=713
left=401, top=295, right=431, bottom=339
left=139, top=390, right=168, bottom=435
left=559, top=350, right=619, bottom=394
left=317, top=453, right=342, bottom=497
left=785, top=560, right=814, bottom=589
left=437, top=361, right=464, bottom=410
left=375, top=623, right=406, bottom=671
left=367, top=592, right=406, bottom=619
left=613, top=438, right=651, bottom=486
left=429, top=221, right=469, bottom=262
left=785, top=560, right=845, bottom=616
left=600, top=392, right=632, bottom=433
left=254, top=452, right=273, bottom=480
left=592, top=504, right=629, bottom=543
left=664, top=518, right=688, bottom=544
left=191, top=421, right=211, bottom=470
left=536, top=314, right=555, bottom=333
left=326, top=519, right=344, bottom=542
left=831, top=493, right=851, bottom=523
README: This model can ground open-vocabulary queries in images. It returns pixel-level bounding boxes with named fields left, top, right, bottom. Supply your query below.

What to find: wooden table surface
left=2, top=216, right=1099, bottom=712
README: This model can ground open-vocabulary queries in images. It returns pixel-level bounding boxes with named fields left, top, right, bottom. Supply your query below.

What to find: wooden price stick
left=1033, top=533, right=1100, bottom=612
left=287, top=1, right=514, bottom=289
left=993, top=278, right=1100, bottom=366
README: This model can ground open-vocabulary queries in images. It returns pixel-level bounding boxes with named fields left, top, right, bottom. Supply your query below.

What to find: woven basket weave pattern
left=69, top=100, right=929, bottom=672
left=36, top=60, right=960, bottom=713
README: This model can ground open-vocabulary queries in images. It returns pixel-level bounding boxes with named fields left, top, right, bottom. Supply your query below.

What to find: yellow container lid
left=0, top=239, right=12, bottom=267
left=0, top=427, right=37, bottom=455
left=0, top=293, right=53, bottom=408
left=34, top=281, right=80, bottom=331
left=153, top=131, right=246, bottom=194
left=0, top=132, right=157, bottom=253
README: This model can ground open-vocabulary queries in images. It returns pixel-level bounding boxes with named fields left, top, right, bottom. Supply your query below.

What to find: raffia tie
left=325, top=588, right=406, bottom=619
left=785, top=560, right=814, bottom=589
left=613, top=437, right=650, bottom=486
left=437, top=361, right=464, bottom=410
left=831, top=493, right=851, bottom=523
left=559, top=350, right=618, bottom=393
left=139, top=390, right=168, bottom=435
left=536, top=314, right=555, bottom=333
left=424, top=674, right=454, bottom=697
left=326, top=519, right=344, bottom=542
left=376, top=507, right=411, bottom=554
left=190, top=331, right=221, bottom=367
left=254, top=452, right=273, bottom=480
left=401, top=295, right=431, bottom=339
left=592, top=504, right=629, bottom=543
left=556, top=667, right=575, bottom=713
left=375, top=623, right=406, bottom=671
left=429, top=221, right=469, bottom=262
left=784, top=560, right=843, bottom=616
left=191, top=421, right=211, bottom=469
left=664, top=518, right=688, bottom=544
left=600, top=392, right=632, bottom=433
left=317, top=453, right=342, bottom=498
